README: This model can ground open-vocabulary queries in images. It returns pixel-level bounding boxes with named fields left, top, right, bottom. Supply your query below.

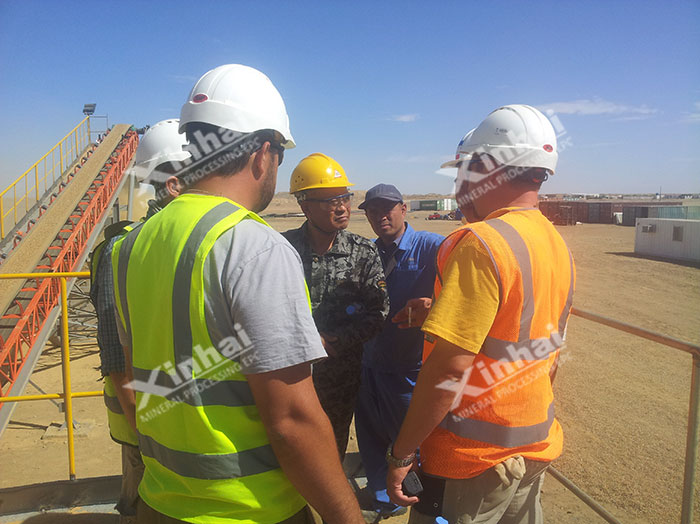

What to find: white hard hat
left=440, top=129, right=475, bottom=168
left=458, top=104, right=558, bottom=173
left=132, top=119, right=191, bottom=184
left=179, top=64, right=295, bottom=148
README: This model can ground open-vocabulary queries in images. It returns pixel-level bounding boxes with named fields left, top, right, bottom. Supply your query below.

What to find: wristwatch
left=386, top=443, right=416, bottom=468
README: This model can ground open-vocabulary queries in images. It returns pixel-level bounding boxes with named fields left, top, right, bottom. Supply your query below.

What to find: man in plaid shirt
left=90, top=119, right=188, bottom=523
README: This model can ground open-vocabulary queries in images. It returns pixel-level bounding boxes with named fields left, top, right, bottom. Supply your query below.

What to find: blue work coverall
left=355, top=222, right=444, bottom=513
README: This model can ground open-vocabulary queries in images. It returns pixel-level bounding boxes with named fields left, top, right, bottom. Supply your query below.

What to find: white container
left=634, top=218, right=700, bottom=263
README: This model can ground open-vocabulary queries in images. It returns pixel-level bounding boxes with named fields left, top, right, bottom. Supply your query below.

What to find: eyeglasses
left=305, top=192, right=354, bottom=210
left=269, top=142, right=285, bottom=166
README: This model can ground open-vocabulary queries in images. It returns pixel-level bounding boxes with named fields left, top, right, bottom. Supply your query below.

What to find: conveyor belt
left=0, top=125, right=137, bottom=437
left=0, top=125, right=131, bottom=318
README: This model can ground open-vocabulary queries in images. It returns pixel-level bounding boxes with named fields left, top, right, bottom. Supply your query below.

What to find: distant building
left=634, top=218, right=700, bottom=263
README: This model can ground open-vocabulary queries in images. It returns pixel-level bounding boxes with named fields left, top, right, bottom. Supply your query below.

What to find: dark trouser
left=410, top=459, right=549, bottom=524
left=116, top=444, right=145, bottom=523
left=355, top=366, right=418, bottom=512
left=137, top=500, right=315, bottom=523
left=312, top=357, right=362, bottom=460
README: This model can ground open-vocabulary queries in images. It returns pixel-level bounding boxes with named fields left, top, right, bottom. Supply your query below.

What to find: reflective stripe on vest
left=113, top=222, right=144, bottom=352
left=103, top=376, right=138, bottom=447
left=422, top=208, right=574, bottom=479
left=440, top=400, right=555, bottom=449
left=112, top=195, right=305, bottom=523
left=92, top=223, right=139, bottom=449
left=471, top=219, right=574, bottom=363
left=131, top=366, right=255, bottom=407
left=138, top=432, right=278, bottom=480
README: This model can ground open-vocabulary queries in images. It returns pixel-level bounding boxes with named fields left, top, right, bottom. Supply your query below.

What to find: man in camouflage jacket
left=283, top=153, right=389, bottom=459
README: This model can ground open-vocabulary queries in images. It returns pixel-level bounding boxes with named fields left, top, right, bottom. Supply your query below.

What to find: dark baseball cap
left=358, top=183, right=403, bottom=210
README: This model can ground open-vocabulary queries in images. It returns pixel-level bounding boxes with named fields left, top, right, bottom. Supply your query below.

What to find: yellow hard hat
left=289, top=153, right=355, bottom=193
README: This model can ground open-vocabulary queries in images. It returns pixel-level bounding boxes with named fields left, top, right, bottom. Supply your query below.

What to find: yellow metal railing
left=0, top=118, right=92, bottom=240
left=0, top=272, right=100, bottom=481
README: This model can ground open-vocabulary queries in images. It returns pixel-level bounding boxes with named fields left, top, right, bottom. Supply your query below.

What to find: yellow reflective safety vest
left=421, top=207, right=575, bottom=479
left=112, top=194, right=306, bottom=523
left=90, top=222, right=139, bottom=448
left=103, top=375, right=138, bottom=446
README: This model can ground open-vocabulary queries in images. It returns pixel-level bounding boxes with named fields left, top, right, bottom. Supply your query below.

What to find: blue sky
left=0, top=1, right=698, bottom=195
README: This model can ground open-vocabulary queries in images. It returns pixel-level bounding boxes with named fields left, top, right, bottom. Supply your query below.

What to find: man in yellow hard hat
left=283, top=153, right=389, bottom=461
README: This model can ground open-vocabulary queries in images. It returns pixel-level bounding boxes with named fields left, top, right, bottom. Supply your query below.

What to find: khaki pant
left=116, top=444, right=145, bottom=524
left=409, top=459, right=549, bottom=524
left=137, top=499, right=315, bottom=524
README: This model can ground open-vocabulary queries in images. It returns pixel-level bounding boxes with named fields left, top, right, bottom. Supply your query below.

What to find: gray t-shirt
left=116, top=218, right=326, bottom=375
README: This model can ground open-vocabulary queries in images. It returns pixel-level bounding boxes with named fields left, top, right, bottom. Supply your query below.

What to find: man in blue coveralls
left=355, top=184, right=444, bottom=522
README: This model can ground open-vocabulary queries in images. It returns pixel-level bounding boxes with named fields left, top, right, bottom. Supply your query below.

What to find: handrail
left=571, top=307, right=700, bottom=357
left=0, top=272, right=96, bottom=481
left=564, top=308, right=700, bottom=524
left=547, top=467, right=624, bottom=524
left=0, top=117, right=91, bottom=240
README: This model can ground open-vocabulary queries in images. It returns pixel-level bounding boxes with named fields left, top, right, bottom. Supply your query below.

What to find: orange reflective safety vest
left=421, top=207, right=575, bottom=479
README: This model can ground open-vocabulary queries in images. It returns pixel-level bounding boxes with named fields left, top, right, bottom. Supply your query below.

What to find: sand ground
left=1, top=198, right=699, bottom=523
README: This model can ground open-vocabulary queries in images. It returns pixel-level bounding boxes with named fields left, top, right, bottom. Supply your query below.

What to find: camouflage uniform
left=283, top=222, right=389, bottom=458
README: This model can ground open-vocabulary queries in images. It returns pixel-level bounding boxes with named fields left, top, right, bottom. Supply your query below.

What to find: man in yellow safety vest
left=112, top=64, right=363, bottom=523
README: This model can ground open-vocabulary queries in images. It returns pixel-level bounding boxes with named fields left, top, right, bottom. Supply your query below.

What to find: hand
left=494, top=456, right=526, bottom=487
left=320, top=333, right=339, bottom=357
left=392, top=298, right=432, bottom=329
left=386, top=462, right=420, bottom=507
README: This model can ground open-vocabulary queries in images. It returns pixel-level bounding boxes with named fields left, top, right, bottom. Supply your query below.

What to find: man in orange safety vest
left=387, top=105, right=575, bottom=524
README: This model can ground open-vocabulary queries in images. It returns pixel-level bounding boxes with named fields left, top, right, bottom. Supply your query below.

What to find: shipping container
left=573, top=201, right=589, bottom=223
left=537, top=201, right=575, bottom=225
left=436, top=198, right=457, bottom=211
left=622, top=206, right=649, bottom=226
left=600, top=202, right=614, bottom=223
left=657, top=206, right=700, bottom=219
left=538, top=201, right=557, bottom=222
left=649, top=206, right=686, bottom=219
left=422, top=200, right=438, bottom=211
left=687, top=206, right=700, bottom=220
left=409, top=200, right=439, bottom=211
left=538, top=200, right=689, bottom=225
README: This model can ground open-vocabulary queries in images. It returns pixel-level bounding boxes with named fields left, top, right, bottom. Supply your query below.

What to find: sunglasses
left=269, top=142, right=285, bottom=166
